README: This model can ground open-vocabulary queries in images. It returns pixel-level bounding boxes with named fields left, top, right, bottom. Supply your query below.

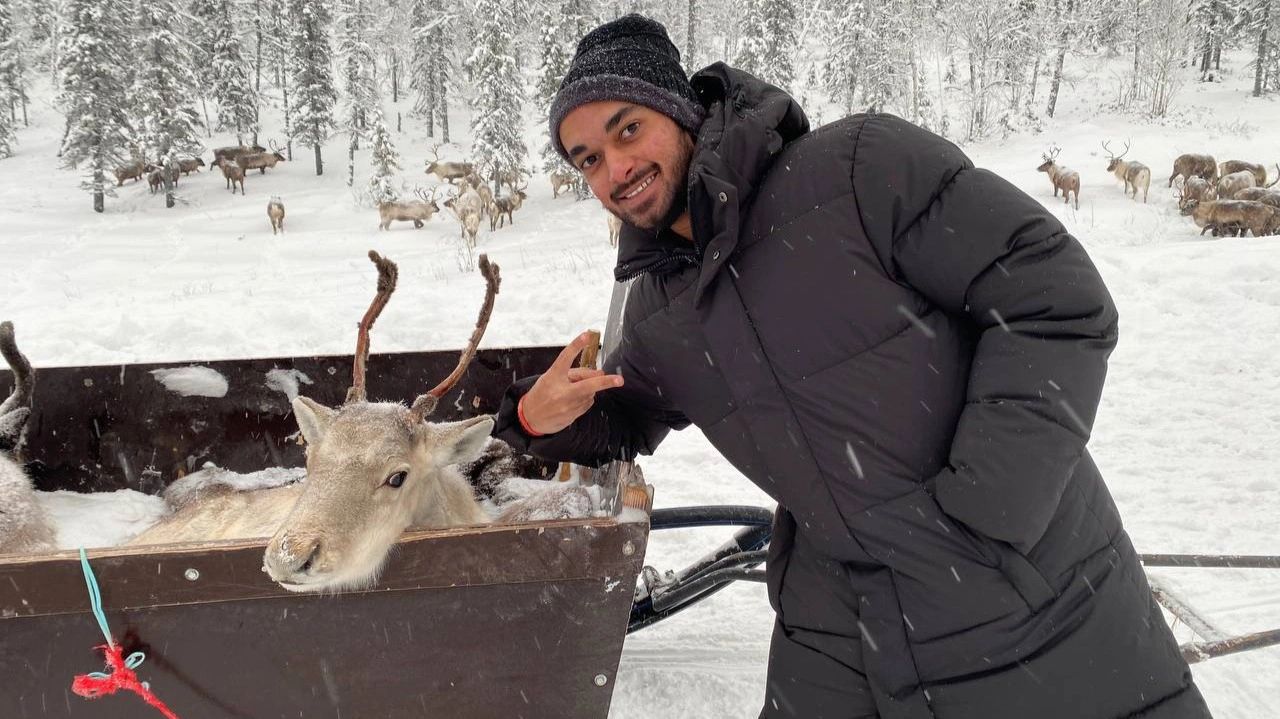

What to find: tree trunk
left=348, top=133, right=356, bottom=186
left=1132, top=0, right=1141, bottom=103
left=391, top=54, right=399, bottom=103
left=201, top=98, right=212, bottom=137
left=1256, top=3, right=1270, bottom=97
left=283, top=84, right=293, bottom=160
left=686, top=0, right=697, bottom=69
left=440, top=79, right=450, bottom=144
left=314, top=141, right=323, bottom=176
left=93, top=144, right=104, bottom=213
left=397, top=111, right=402, bottom=133
left=20, top=93, right=27, bottom=126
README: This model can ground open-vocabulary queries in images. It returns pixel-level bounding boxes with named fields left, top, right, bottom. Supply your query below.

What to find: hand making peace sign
left=518, top=332, right=625, bottom=436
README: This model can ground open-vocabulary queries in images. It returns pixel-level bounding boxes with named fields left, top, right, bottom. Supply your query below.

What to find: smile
left=621, top=172, right=658, bottom=200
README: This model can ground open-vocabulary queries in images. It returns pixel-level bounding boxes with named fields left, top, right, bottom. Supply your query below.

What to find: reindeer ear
left=431, top=415, right=496, bottom=465
left=292, top=396, right=337, bottom=445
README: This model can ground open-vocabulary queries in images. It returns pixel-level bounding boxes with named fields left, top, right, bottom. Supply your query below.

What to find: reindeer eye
left=385, top=471, right=408, bottom=489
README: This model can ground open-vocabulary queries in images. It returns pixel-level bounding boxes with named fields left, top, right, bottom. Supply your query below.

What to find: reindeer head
left=268, top=139, right=286, bottom=162
left=262, top=253, right=502, bottom=592
left=1103, top=139, right=1130, bottom=172
left=1036, top=146, right=1061, bottom=173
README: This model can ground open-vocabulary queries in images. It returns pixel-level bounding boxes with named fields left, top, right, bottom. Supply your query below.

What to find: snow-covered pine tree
left=338, top=0, right=377, bottom=186
left=133, top=0, right=202, bottom=160
left=535, top=4, right=585, bottom=198
left=685, top=0, right=698, bottom=71
left=0, top=0, right=31, bottom=128
left=466, top=0, right=527, bottom=192
left=757, top=0, right=797, bottom=92
left=211, top=1, right=260, bottom=145
left=822, top=0, right=866, bottom=115
left=0, top=91, right=12, bottom=158
left=365, top=106, right=401, bottom=205
left=561, top=0, right=597, bottom=42
left=411, top=2, right=453, bottom=143
left=0, top=1, right=18, bottom=156
left=289, top=0, right=338, bottom=175
left=735, top=0, right=766, bottom=77
left=133, top=0, right=203, bottom=205
left=1236, top=0, right=1279, bottom=96
left=373, top=0, right=413, bottom=103
left=57, top=0, right=135, bottom=212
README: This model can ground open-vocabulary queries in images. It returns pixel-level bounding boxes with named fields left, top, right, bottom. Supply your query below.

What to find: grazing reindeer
left=490, top=182, right=528, bottom=231
left=177, top=156, right=206, bottom=175
left=607, top=212, right=622, bottom=247
left=128, top=254, right=508, bottom=594
left=424, top=144, right=474, bottom=184
left=551, top=169, right=576, bottom=199
left=1217, top=171, right=1257, bottom=203
left=114, top=161, right=155, bottom=186
left=1178, top=177, right=1216, bottom=211
left=0, top=321, right=56, bottom=555
left=444, top=188, right=487, bottom=248
left=147, top=164, right=180, bottom=194
left=1169, top=153, right=1217, bottom=187
left=1036, top=147, right=1080, bottom=210
left=267, top=196, right=286, bottom=234
left=459, top=174, right=495, bottom=219
left=377, top=188, right=442, bottom=230
left=239, top=140, right=287, bottom=175
left=1218, top=161, right=1273, bottom=188
left=1103, top=140, right=1150, bottom=203
left=1185, top=200, right=1279, bottom=238
left=213, top=157, right=247, bottom=195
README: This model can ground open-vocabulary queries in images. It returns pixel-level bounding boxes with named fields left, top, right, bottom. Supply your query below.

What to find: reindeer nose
left=264, top=536, right=322, bottom=582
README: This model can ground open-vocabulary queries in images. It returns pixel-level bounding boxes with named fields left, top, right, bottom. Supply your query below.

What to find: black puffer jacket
left=496, top=64, right=1209, bottom=719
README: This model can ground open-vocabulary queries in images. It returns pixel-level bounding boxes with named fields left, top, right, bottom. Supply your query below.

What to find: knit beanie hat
left=549, top=14, right=705, bottom=161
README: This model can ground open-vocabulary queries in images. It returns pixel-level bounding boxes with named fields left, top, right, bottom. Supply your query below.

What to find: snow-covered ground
left=2, top=52, right=1279, bottom=717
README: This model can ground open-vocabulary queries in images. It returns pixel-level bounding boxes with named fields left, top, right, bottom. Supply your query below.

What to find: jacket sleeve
left=492, top=341, right=691, bottom=467
left=851, top=114, right=1120, bottom=552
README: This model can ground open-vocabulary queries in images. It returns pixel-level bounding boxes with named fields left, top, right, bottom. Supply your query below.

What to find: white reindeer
left=0, top=321, right=56, bottom=555
left=128, top=254, right=508, bottom=593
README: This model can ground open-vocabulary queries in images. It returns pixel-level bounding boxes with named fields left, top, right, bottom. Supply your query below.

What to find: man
left=493, top=13, right=1212, bottom=719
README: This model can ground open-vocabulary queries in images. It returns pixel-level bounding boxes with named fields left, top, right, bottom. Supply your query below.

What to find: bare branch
left=346, top=251, right=399, bottom=405
left=409, top=255, right=501, bottom=420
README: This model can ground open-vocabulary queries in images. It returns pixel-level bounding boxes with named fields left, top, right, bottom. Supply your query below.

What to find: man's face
left=559, top=101, right=695, bottom=231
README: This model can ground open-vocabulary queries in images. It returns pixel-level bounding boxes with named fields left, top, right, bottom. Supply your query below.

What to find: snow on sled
left=0, top=255, right=653, bottom=718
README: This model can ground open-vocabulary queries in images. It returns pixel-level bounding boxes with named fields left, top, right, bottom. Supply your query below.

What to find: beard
left=608, top=133, right=694, bottom=232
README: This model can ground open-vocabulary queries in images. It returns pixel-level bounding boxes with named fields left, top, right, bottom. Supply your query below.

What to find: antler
left=426, top=143, right=441, bottom=163
left=1043, top=145, right=1060, bottom=162
left=345, top=251, right=399, bottom=405
left=1101, top=140, right=1112, bottom=159
left=409, top=255, right=501, bottom=421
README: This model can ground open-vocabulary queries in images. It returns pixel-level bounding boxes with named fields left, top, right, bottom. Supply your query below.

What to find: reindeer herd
left=1037, top=142, right=1280, bottom=238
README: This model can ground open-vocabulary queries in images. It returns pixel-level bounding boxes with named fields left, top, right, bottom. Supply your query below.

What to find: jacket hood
left=614, top=64, right=809, bottom=281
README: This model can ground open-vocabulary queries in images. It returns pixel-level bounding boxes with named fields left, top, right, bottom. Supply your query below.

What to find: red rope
left=72, top=643, right=181, bottom=719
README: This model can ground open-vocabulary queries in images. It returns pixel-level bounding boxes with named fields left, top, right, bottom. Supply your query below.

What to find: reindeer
left=213, top=156, right=247, bottom=195
left=424, top=144, right=474, bottom=184
left=1232, top=187, right=1280, bottom=210
left=114, top=161, right=155, bottom=186
left=146, top=164, right=181, bottom=194
left=1103, top=140, right=1150, bottom=203
left=490, top=182, right=528, bottom=231
left=267, top=196, right=286, bottom=235
left=551, top=169, right=576, bottom=199
left=177, top=156, right=206, bottom=175
left=1036, top=147, right=1080, bottom=210
left=212, top=144, right=267, bottom=166
left=459, top=173, right=495, bottom=219
left=1217, top=171, right=1257, bottom=203
left=1218, top=161, right=1273, bottom=188
left=1178, top=176, right=1216, bottom=211
left=239, top=140, right=287, bottom=174
left=1185, top=200, right=1279, bottom=238
left=1168, top=153, right=1217, bottom=187
left=377, top=188, right=441, bottom=230
left=607, top=212, right=622, bottom=248
left=0, top=321, right=56, bottom=555
left=127, top=254, right=519, bottom=593
left=444, top=187, right=487, bottom=248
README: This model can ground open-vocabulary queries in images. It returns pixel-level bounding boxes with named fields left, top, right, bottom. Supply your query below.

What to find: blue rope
left=78, top=548, right=151, bottom=688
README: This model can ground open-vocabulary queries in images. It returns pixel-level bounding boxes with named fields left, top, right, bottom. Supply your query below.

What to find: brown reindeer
left=177, top=156, right=206, bottom=174
left=1036, top=147, right=1080, bottom=210
left=212, top=144, right=266, bottom=166
left=1178, top=177, right=1216, bottom=211
left=1232, top=187, right=1280, bottom=210
left=1103, top=140, right=1150, bottom=203
left=239, top=140, right=287, bottom=174
left=114, top=161, right=155, bottom=186
left=377, top=188, right=441, bottom=230
left=213, top=156, right=246, bottom=195
left=424, top=144, right=474, bottom=184
left=1217, top=171, right=1257, bottom=203
left=551, top=169, right=576, bottom=199
left=1218, top=161, right=1274, bottom=188
left=490, top=182, right=528, bottom=231
left=1186, top=200, right=1279, bottom=238
left=1168, top=153, right=1217, bottom=187
left=267, top=196, right=286, bottom=235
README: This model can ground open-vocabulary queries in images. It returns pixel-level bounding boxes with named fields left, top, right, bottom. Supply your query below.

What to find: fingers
left=570, top=374, right=624, bottom=395
left=566, top=368, right=604, bottom=381
left=550, top=332, right=596, bottom=373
